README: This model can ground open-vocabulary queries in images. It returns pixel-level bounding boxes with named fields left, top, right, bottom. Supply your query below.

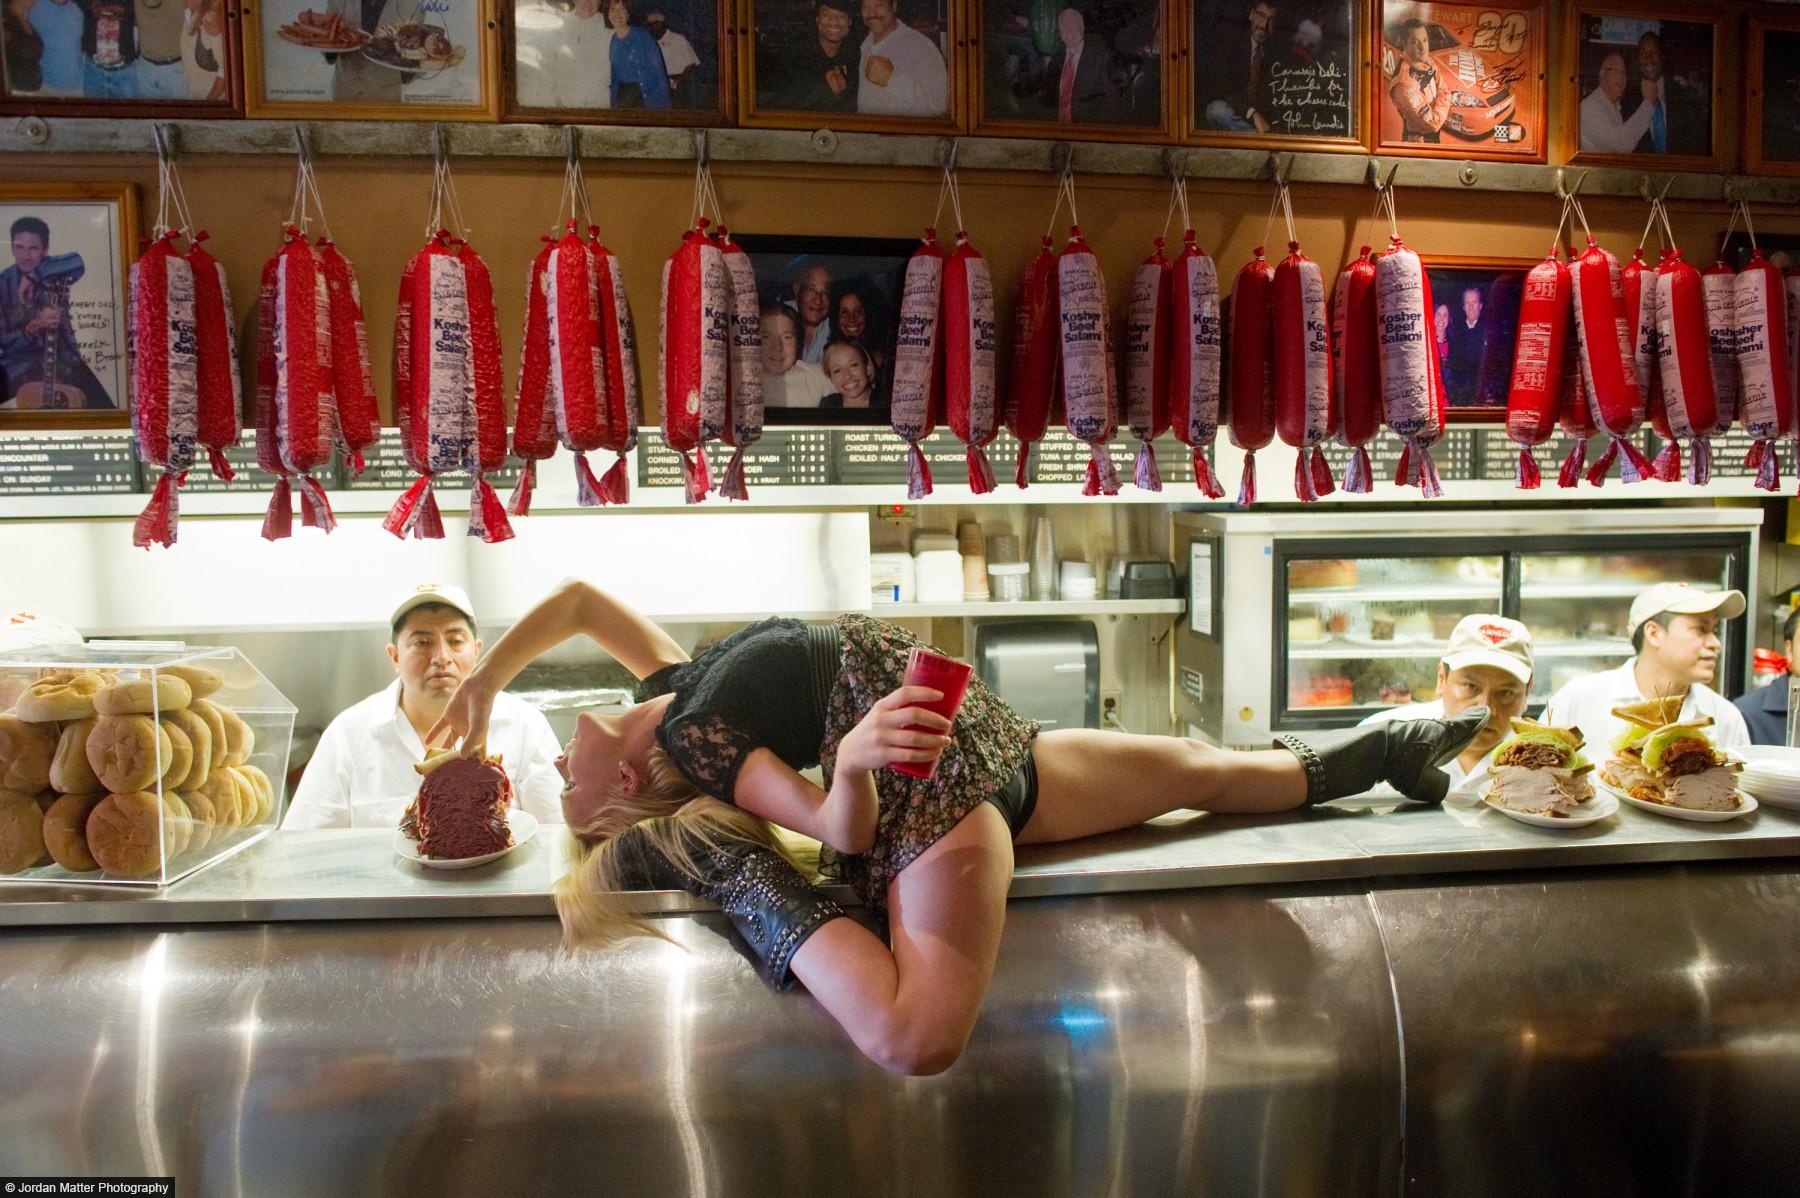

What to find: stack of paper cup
left=958, top=521, right=988, bottom=601
left=1059, top=560, right=1097, bottom=601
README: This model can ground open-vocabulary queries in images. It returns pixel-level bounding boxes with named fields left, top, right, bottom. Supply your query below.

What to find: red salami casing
left=1123, top=238, right=1172, bottom=492
left=1374, top=236, right=1448, bottom=497
left=942, top=234, right=1000, bottom=494
left=128, top=232, right=199, bottom=547
left=509, top=238, right=558, bottom=515
left=588, top=226, right=639, bottom=504
left=660, top=224, right=727, bottom=503
left=382, top=234, right=463, bottom=540
left=1272, top=241, right=1337, bottom=501
left=1226, top=246, right=1275, bottom=504
left=1571, top=239, right=1653, bottom=485
left=1700, top=259, right=1741, bottom=445
left=316, top=239, right=378, bottom=479
left=1331, top=247, right=1380, bottom=494
left=545, top=223, right=612, bottom=508
left=1505, top=247, right=1571, bottom=489
left=1556, top=328, right=1598, bottom=488
left=891, top=230, right=948, bottom=499
left=457, top=239, right=514, bottom=543
left=1005, top=236, right=1061, bottom=487
left=1652, top=252, right=1717, bottom=485
left=1622, top=248, right=1663, bottom=420
left=1058, top=226, right=1119, bottom=497
left=715, top=229, right=765, bottom=501
left=1166, top=232, right=1224, bottom=498
left=1734, top=250, right=1792, bottom=492
left=185, top=235, right=241, bottom=485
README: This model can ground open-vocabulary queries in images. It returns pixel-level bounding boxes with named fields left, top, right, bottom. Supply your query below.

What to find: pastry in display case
left=0, top=646, right=295, bottom=886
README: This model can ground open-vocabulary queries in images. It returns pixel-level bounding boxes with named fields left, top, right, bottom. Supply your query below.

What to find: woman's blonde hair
left=554, top=745, right=796, bottom=950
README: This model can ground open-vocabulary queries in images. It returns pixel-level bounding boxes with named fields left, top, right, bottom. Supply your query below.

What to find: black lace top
left=636, top=618, right=832, bottom=803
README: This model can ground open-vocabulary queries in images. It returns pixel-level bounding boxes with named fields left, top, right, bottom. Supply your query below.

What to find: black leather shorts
left=985, top=748, right=1039, bottom=839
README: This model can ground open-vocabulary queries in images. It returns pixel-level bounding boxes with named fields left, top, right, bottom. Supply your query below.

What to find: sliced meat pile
left=401, top=756, right=514, bottom=859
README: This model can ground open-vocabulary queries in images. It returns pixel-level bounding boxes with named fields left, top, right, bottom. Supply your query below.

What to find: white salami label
left=1124, top=260, right=1162, bottom=434
left=1655, top=273, right=1693, bottom=438
left=697, top=241, right=729, bottom=424
left=1632, top=269, right=1660, bottom=396
left=1058, top=251, right=1110, bottom=441
left=957, top=255, right=999, bottom=443
left=891, top=250, right=944, bottom=439
left=1375, top=247, right=1432, bottom=437
left=1182, top=254, right=1222, bottom=444
left=1298, top=258, right=1332, bottom=446
left=311, top=256, right=340, bottom=460
left=1330, top=268, right=1349, bottom=407
left=605, top=257, right=639, bottom=451
left=424, top=252, right=475, bottom=472
left=1702, top=271, right=1739, bottom=430
left=163, top=254, right=200, bottom=471
left=1735, top=270, right=1782, bottom=439
left=721, top=248, right=764, bottom=441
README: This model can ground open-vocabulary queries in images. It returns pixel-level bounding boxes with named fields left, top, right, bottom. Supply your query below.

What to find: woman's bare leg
left=785, top=803, right=1013, bottom=1076
left=1018, top=728, right=1306, bottom=845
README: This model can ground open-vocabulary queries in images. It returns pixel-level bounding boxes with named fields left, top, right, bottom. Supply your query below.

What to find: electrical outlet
left=1100, top=690, right=1121, bottom=716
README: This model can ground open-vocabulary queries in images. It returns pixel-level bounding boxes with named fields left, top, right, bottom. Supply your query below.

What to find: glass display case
left=0, top=644, right=296, bottom=886
left=1172, top=509, right=1761, bottom=747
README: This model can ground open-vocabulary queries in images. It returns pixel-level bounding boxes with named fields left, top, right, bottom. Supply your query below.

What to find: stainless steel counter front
left=1, top=792, right=1797, bottom=926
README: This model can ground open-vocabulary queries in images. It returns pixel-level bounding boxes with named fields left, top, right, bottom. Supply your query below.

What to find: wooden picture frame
left=971, top=0, right=1174, bottom=142
left=1421, top=254, right=1533, bottom=424
left=1561, top=2, right=1725, bottom=172
left=732, top=232, right=917, bottom=425
left=738, top=0, right=961, bottom=134
left=0, top=181, right=137, bottom=430
left=503, top=0, right=732, bottom=123
left=1744, top=12, right=1800, bottom=178
left=242, top=0, right=500, bottom=119
left=1372, top=0, right=1547, bottom=162
left=0, top=0, right=243, bottom=117
left=1181, top=0, right=1366, bottom=153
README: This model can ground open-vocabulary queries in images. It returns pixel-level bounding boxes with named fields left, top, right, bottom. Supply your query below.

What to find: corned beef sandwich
left=1599, top=697, right=1685, bottom=798
left=1485, top=718, right=1594, bottom=817
left=1633, top=723, right=1743, bottom=811
left=400, top=750, right=514, bottom=859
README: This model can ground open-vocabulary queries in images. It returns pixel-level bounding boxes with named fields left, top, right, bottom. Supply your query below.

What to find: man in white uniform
left=1544, top=583, right=1750, bottom=752
left=1360, top=614, right=1534, bottom=799
left=855, top=0, right=947, bottom=118
left=285, top=584, right=564, bottom=828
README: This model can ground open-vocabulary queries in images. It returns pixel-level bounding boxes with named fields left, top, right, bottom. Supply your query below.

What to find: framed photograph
left=973, top=0, right=1171, bottom=140
left=506, top=0, right=728, bottom=122
left=0, top=0, right=241, bottom=115
left=740, top=0, right=959, bottom=133
left=732, top=233, right=915, bottom=426
left=1374, top=1, right=1546, bottom=161
left=1184, top=0, right=1363, bottom=151
left=0, top=182, right=135, bottom=429
left=1422, top=255, right=1529, bottom=422
left=243, top=0, right=499, bottom=118
left=1745, top=13, right=1800, bottom=178
left=1564, top=4, right=1723, bottom=171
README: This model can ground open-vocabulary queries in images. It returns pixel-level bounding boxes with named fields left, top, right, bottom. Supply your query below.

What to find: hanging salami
left=1123, top=237, right=1172, bottom=492
left=262, top=226, right=338, bottom=534
left=942, top=232, right=1000, bottom=493
left=587, top=223, right=640, bottom=504
left=1699, top=256, right=1741, bottom=484
left=1555, top=329, right=1598, bottom=489
left=889, top=228, right=948, bottom=499
left=1331, top=246, right=1381, bottom=495
left=185, top=233, right=241, bottom=484
left=315, top=237, right=379, bottom=478
left=1654, top=248, right=1718, bottom=485
left=1504, top=243, right=1572, bottom=489
left=1226, top=246, right=1275, bottom=504
left=1374, top=233, right=1448, bottom=497
left=129, top=231, right=199, bottom=548
left=1271, top=240, right=1336, bottom=501
left=1005, top=235, right=1061, bottom=487
left=713, top=227, right=763, bottom=500
left=546, top=221, right=609, bottom=504
left=510, top=236, right=559, bottom=515
left=1167, top=231, right=1225, bottom=499
left=1569, top=230, right=1654, bottom=486
left=1734, top=246, right=1792, bottom=491
left=1057, top=225, right=1118, bottom=496
left=660, top=221, right=726, bottom=503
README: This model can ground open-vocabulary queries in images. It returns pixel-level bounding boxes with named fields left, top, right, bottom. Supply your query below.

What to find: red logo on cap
left=1478, top=623, right=1511, bottom=646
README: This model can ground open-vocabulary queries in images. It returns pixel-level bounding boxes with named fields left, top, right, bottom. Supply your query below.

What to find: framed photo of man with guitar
left=0, top=182, right=135, bottom=429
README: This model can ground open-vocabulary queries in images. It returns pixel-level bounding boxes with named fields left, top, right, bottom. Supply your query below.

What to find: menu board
left=0, top=433, right=139, bottom=495
left=179, top=443, right=269, bottom=494
left=639, top=428, right=833, bottom=490
left=1317, top=428, right=1479, bottom=484
left=343, top=430, right=523, bottom=492
left=1645, top=430, right=1764, bottom=480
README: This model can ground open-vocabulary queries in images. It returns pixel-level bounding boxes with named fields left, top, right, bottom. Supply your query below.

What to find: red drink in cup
left=891, top=647, right=973, bottom=780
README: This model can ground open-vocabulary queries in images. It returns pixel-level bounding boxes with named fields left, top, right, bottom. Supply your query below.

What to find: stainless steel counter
left=1, top=792, right=1797, bottom=926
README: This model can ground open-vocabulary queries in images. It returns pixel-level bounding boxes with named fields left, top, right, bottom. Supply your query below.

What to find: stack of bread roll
left=0, top=662, right=276, bottom=880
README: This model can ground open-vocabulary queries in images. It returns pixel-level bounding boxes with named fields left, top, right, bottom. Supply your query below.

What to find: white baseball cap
left=1440, top=614, right=1534, bottom=685
left=1627, top=583, right=1746, bottom=640
left=390, top=583, right=476, bottom=632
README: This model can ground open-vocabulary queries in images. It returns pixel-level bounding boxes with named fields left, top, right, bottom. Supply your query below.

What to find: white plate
left=394, top=809, right=537, bottom=870
left=1593, top=777, right=1757, bottom=822
left=1479, top=785, right=1618, bottom=828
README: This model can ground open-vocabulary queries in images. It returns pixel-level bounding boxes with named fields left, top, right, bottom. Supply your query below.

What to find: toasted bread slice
left=1612, top=696, right=1685, bottom=729
left=1507, top=716, right=1585, bottom=751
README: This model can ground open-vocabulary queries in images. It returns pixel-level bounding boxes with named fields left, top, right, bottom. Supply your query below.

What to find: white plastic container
left=869, top=552, right=915, bottom=604
left=914, top=550, right=966, bottom=603
left=988, top=562, right=1030, bottom=602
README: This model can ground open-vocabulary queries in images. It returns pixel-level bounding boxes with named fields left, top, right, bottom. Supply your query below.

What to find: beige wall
left=6, top=150, right=1795, bottom=423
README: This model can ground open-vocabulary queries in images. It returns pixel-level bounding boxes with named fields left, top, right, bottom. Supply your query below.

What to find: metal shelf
left=882, top=599, right=1185, bottom=618
left=1288, top=585, right=1501, bottom=604
left=1291, top=637, right=1630, bottom=662
left=5, top=117, right=1799, bottom=202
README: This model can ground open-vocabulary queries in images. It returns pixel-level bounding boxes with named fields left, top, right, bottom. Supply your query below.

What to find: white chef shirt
left=1578, top=85, right=1653, bottom=154
left=516, top=5, right=613, bottom=109
left=284, top=682, right=565, bottom=829
left=856, top=21, right=948, bottom=117
left=1543, top=659, right=1749, bottom=754
left=655, top=28, right=699, bottom=77
left=1359, top=699, right=1495, bottom=799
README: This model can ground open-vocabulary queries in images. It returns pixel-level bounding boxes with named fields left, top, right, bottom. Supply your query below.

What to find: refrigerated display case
left=1172, top=509, right=1761, bottom=747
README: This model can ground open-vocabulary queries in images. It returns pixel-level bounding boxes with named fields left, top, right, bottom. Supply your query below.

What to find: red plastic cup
left=890, top=647, right=973, bottom=780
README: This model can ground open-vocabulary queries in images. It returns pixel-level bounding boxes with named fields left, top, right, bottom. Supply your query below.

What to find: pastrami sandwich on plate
left=1484, top=718, right=1594, bottom=817
left=1626, top=722, right=1743, bottom=811
left=1599, top=697, right=1685, bottom=798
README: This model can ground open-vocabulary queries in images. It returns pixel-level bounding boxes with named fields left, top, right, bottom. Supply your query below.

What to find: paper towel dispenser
left=973, top=620, right=1100, bottom=731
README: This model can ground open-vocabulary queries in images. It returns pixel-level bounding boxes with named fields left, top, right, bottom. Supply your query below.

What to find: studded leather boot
left=613, top=822, right=847, bottom=991
left=1273, top=707, right=1491, bottom=805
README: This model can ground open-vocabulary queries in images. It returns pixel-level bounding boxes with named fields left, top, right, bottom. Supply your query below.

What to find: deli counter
left=2, top=788, right=1798, bottom=1196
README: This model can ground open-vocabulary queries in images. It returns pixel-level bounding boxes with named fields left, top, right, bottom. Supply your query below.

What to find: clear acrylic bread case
left=0, top=643, right=296, bottom=886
